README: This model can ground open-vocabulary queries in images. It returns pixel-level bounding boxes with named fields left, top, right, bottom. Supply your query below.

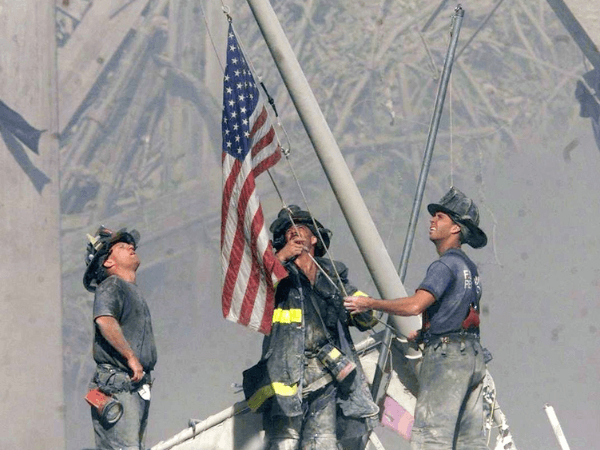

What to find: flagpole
left=371, top=5, right=465, bottom=402
left=244, top=0, right=421, bottom=356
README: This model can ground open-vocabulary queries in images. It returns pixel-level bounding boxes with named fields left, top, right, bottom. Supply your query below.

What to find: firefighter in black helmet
left=250, top=205, right=379, bottom=450
left=83, top=226, right=157, bottom=450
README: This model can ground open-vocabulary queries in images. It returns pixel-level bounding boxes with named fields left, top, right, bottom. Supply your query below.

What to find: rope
left=220, top=1, right=231, bottom=20
left=204, top=5, right=391, bottom=336
left=418, top=31, right=440, bottom=80
left=274, top=203, right=397, bottom=336
left=475, top=140, right=502, bottom=267
left=198, top=3, right=281, bottom=101
left=441, top=16, right=455, bottom=188
left=280, top=157, right=351, bottom=293
left=304, top=252, right=397, bottom=334
left=213, top=14, right=350, bottom=292
left=263, top=113, right=393, bottom=335
left=229, top=21, right=265, bottom=89
left=196, top=1, right=226, bottom=72
left=450, top=71, right=454, bottom=187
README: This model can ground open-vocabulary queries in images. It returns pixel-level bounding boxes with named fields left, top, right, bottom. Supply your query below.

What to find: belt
left=303, top=355, right=333, bottom=395
left=423, top=331, right=479, bottom=347
left=95, top=364, right=153, bottom=391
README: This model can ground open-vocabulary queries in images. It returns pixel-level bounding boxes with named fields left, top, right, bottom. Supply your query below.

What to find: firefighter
left=248, top=205, right=379, bottom=450
left=83, top=226, right=157, bottom=450
left=345, top=187, right=490, bottom=450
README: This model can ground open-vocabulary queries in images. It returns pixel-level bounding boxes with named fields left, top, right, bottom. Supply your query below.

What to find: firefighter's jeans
left=411, top=337, right=488, bottom=450
left=265, top=385, right=340, bottom=450
left=91, top=389, right=150, bottom=450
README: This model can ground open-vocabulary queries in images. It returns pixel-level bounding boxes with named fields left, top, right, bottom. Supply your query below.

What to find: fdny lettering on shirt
left=463, top=270, right=481, bottom=295
left=463, top=269, right=472, bottom=289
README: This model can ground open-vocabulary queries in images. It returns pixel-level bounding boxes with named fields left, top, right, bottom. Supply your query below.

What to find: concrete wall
left=0, top=2, right=65, bottom=448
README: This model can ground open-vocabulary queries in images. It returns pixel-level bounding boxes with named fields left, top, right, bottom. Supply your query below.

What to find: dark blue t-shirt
left=93, top=275, right=157, bottom=372
left=418, top=248, right=481, bottom=335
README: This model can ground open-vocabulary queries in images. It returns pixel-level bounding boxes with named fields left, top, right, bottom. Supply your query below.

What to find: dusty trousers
left=411, top=337, right=488, bottom=450
left=264, top=385, right=341, bottom=450
left=91, top=389, right=150, bottom=450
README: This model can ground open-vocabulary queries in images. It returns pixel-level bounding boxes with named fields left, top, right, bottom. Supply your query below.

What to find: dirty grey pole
left=245, top=0, right=423, bottom=349
left=546, top=0, right=600, bottom=71
left=371, top=5, right=466, bottom=403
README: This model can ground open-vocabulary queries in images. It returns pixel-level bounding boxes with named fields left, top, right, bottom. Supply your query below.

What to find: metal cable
left=450, top=71, right=454, bottom=187
left=197, top=0, right=226, bottom=72
left=209, top=5, right=389, bottom=336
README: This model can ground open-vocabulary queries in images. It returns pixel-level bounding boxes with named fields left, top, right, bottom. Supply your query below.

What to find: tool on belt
left=417, top=302, right=481, bottom=345
left=85, top=364, right=153, bottom=424
left=85, top=388, right=123, bottom=425
left=306, top=287, right=357, bottom=388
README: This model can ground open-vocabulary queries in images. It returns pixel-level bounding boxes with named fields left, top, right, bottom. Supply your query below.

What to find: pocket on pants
left=94, top=365, right=132, bottom=394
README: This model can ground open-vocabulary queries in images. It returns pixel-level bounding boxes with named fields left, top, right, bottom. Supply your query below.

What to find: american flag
left=221, top=24, right=287, bottom=334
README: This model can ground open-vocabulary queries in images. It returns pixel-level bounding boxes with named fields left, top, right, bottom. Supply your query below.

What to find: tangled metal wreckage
left=47, top=0, right=600, bottom=449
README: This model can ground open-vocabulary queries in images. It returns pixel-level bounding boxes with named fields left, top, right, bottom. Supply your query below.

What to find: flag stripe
left=238, top=208, right=273, bottom=326
left=252, top=126, right=277, bottom=160
left=252, top=129, right=280, bottom=177
left=250, top=106, right=268, bottom=138
left=254, top=150, right=281, bottom=178
left=221, top=156, right=242, bottom=252
left=222, top=166, right=253, bottom=319
left=220, top=25, right=285, bottom=334
left=224, top=170, right=259, bottom=319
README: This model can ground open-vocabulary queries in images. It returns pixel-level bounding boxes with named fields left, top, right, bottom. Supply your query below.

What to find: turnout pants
left=264, top=385, right=340, bottom=450
left=411, top=337, right=488, bottom=450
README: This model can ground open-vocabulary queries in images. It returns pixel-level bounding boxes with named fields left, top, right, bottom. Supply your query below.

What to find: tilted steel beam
left=546, top=0, right=600, bottom=71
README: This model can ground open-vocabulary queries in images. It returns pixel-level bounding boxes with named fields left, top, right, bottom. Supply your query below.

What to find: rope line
left=450, top=71, right=454, bottom=187
left=475, top=140, right=502, bottom=267
left=230, top=21, right=265, bottom=88
left=276, top=159, right=349, bottom=297
left=197, top=0, right=225, bottom=72
left=418, top=30, right=440, bottom=80
left=206, top=7, right=392, bottom=335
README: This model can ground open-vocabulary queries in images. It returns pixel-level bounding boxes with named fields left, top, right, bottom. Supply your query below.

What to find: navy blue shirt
left=418, top=248, right=481, bottom=335
left=93, top=275, right=157, bottom=372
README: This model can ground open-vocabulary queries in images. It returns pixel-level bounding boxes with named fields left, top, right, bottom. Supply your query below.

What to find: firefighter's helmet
left=270, top=205, right=331, bottom=257
left=83, top=226, right=140, bottom=292
left=427, top=187, right=487, bottom=248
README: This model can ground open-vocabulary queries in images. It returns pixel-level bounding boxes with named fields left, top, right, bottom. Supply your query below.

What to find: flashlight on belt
left=85, top=388, right=123, bottom=425
left=317, top=342, right=356, bottom=384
